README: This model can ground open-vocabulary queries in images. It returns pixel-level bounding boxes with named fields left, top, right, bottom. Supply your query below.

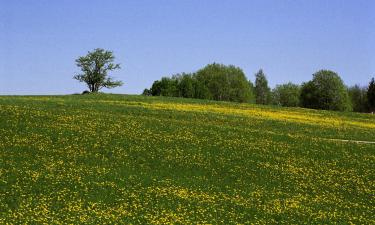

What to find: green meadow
left=0, top=94, right=374, bottom=224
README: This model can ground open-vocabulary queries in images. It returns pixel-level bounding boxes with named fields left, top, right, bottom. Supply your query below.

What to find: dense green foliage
left=142, top=88, right=152, bottom=96
left=254, top=69, right=271, bottom=105
left=1, top=94, right=374, bottom=223
left=150, top=77, right=179, bottom=97
left=271, top=82, right=300, bottom=107
left=348, top=85, right=368, bottom=112
left=195, top=63, right=254, bottom=102
left=368, top=78, right=375, bottom=112
left=74, top=48, right=123, bottom=92
left=145, top=63, right=374, bottom=113
left=300, top=70, right=352, bottom=111
left=147, top=63, right=254, bottom=103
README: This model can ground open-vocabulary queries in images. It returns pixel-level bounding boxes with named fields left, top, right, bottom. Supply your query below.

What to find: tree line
left=72, top=49, right=375, bottom=113
left=143, top=63, right=375, bottom=113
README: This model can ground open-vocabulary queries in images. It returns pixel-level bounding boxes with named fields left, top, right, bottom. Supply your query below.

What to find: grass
left=0, top=94, right=374, bottom=224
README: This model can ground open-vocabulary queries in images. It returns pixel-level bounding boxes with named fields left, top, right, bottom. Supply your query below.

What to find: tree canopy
left=74, top=48, right=123, bottom=93
left=195, top=63, right=254, bottom=102
left=147, top=63, right=255, bottom=103
left=300, top=70, right=351, bottom=111
left=272, top=82, right=300, bottom=107
left=348, top=85, right=368, bottom=112
left=143, top=64, right=373, bottom=113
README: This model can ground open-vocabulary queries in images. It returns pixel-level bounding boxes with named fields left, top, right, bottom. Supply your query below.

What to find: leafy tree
left=150, top=77, right=178, bottom=97
left=348, top=85, right=368, bottom=112
left=147, top=63, right=254, bottom=103
left=272, top=82, right=300, bottom=107
left=193, top=78, right=211, bottom=99
left=300, top=81, right=320, bottom=109
left=254, top=69, right=271, bottom=105
left=248, top=80, right=255, bottom=104
left=74, top=48, right=123, bottom=92
left=161, top=77, right=179, bottom=97
left=195, top=63, right=254, bottom=102
left=150, top=80, right=162, bottom=96
left=368, top=77, right=375, bottom=112
left=177, top=73, right=195, bottom=98
left=195, top=63, right=228, bottom=101
left=300, top=70, right=351, bottom=111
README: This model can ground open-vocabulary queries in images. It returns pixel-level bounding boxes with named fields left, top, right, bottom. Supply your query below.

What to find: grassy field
left=0, top=94, right=374, bottom=224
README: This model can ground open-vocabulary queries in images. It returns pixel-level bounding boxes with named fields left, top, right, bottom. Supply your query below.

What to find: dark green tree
left=348, top=85, right=368, bottom=112
left=142, top=88, right=152, bottom=96
left=193, top=79, right=211, bottom=99
left=150, top=80, right=162, bottom=96
left=74, top=48, right=123, bottom=92
left=177, top=73, right=195, bottom=98
left=367, top=77, right=375, bottom=112
left=150, top=77, right=178, bottom=97
left=300, top=81, right=320, bottom=109
left=254, top=69, right=271, bottom=105
left=195, top=63, right=228, bottom=101
left=300, top=70, right=351, bottom=111
left=272, top=82, right=300, bottom=107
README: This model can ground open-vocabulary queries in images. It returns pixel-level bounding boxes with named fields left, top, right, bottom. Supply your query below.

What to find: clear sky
left=0, top=0, right=374, bottom=95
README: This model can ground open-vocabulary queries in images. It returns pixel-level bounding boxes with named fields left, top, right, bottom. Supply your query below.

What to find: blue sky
left=0, top=0, right=374, bottom=95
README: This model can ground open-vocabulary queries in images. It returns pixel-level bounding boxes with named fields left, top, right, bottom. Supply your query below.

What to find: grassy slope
left=0, top=94, right=374, bottom=224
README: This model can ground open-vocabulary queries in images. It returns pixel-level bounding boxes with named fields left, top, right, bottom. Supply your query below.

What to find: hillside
left=0, top=94, right=374, bottom=224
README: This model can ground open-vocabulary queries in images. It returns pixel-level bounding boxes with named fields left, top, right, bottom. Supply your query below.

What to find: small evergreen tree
left=254, top=69, right=271, bottom=105
left=367, top=77, right=375, bottom=112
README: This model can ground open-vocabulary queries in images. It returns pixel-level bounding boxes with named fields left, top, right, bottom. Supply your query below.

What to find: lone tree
left=74, top=48, right=123, bottom=93
left=254, top=69, right=271, bottom=105
left=368, top=77, right=375, bottom=112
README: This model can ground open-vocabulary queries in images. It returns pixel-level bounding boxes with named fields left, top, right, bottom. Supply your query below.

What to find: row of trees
left=72, top=49, right=374, bottom=113
left=144, top=63, right=375, bottom=113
